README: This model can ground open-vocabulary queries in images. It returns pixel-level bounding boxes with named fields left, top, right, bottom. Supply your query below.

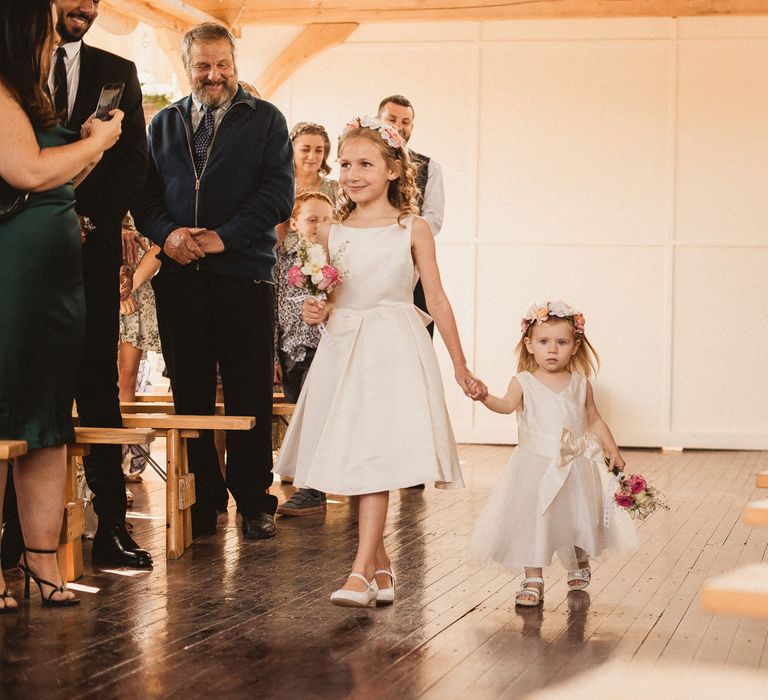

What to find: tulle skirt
left=471, top=446, right=638, bottom=570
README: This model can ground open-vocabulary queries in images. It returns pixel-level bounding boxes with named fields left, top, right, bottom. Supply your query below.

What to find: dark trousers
left=152, top=269, right=277, bottom=516
left=278, top=347, right=316, bottom=404
left=413, top=278, right=434, bottom=337
left=76, top=236, right=126, bottom=527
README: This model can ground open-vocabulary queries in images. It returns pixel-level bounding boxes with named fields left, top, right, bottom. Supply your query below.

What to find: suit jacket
left=68, top=42, right=147, bottom=258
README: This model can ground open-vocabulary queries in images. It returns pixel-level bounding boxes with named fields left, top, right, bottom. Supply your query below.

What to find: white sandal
left=567, top=567, right=591, bottom=591
left=515, top=577, right=544, bottom=607
left=374, top=569, right=396, bottom=605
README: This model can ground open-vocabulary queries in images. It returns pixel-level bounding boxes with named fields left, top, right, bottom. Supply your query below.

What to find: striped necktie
left=192, top=106, right=215, bottom=176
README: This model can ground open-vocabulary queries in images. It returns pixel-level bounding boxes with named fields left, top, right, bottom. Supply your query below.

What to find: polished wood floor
left=2, top=446, right=768, bottom=699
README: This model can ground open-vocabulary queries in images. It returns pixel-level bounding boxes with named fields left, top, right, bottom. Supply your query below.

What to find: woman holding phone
left=0, top=0, right=123, bottom=610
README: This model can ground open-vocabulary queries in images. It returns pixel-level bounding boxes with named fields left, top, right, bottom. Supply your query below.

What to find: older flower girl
left=275, top=117, right=485, bottom=607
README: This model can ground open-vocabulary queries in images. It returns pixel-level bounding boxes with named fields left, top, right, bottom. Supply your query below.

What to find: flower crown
left=342, top=115, right=403, bottom=150
left=520, top=300, right=586, bottom=335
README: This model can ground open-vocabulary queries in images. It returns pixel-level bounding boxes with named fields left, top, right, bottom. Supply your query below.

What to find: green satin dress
left=0, top=126, right=85, bottom=450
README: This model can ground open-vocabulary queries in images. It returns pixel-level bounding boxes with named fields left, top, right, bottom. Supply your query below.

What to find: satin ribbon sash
left=331, top=303, right=432, bottom=329
left=518, top=427, right=609, bottom=517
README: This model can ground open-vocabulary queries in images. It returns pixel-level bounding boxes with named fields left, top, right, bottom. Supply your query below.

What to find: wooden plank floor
left=2, top=446, right=768, bottom=698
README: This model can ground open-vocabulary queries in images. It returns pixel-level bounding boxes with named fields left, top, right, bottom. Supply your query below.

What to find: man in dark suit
left=53, top=0, right=151, bottom=567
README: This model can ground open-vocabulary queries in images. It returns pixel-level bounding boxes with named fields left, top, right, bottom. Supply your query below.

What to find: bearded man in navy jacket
left=134, top=23, right=294, bottom=540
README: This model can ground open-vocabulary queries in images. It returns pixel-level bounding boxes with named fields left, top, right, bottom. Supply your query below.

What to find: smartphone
left=94, top=82, right=125, bottom=120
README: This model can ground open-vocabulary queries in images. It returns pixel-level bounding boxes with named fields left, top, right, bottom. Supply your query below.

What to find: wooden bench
left=0, top=440, right=27, bottom=460
left=63, top=427, right=156, bottom=581
left=122, top=401, right=295, bottom=417
left=700, top=563, right=768, bottom=619
left=120, top=414, right=255, bottom=560
left=743, top=498, right=768, bottom=526
left=755, top=471, right=768, bottom=488
left=525, top=660, right=768, bottom=698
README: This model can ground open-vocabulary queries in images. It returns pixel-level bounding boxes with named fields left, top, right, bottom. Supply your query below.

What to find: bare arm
left=0, top=84, right=122, bottom=192
left=480, top=377, right=523, bottom=414
left=132, top=245, right=162, bottom=290
left=585, top=381, right=625, bottom=470
left=412, top=216, right=485, bottom=398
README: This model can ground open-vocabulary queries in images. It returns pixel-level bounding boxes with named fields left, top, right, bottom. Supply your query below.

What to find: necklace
left=295, top=175, right=322, bottom=195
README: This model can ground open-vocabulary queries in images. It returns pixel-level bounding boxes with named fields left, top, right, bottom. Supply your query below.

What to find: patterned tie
left=192, top=106, right=215, bottom=176
left=53, top=47, right=68, bottom=123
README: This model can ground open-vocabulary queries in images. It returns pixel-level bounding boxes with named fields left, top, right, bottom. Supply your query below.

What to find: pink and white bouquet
left=286, top=239, right=346, bottom=298
left=611, top=465, right=669, bottom=520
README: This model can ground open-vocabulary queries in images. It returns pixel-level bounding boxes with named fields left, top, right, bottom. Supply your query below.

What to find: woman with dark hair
left=0, top=0, right=123, bottom=610
left=289, top=121, right=338, bottom=201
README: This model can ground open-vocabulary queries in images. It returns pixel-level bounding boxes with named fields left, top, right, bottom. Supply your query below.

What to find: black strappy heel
left=19, top=548, right=80, bottom=607
left=0, top=589, right=19, bottom=614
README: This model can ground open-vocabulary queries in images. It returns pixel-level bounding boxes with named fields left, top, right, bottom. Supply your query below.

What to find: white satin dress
left=273, top=216, right=464, bottom=495
left=471, top=371, right=637, bottom=570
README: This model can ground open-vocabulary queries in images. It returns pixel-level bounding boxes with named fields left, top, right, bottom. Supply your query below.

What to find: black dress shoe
left=242, top=512, right=276, bottom=540
left=191, top=506, right=218, bottom=539
left=92, top=524, right=153, bottom=569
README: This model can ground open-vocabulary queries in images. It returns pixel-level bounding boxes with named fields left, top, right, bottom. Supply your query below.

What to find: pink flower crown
left=342, top=115, right=403, bottom=150
left=520, top=300, right=586, bottom=335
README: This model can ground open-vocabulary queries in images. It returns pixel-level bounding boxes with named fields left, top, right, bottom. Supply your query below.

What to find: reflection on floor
left=2, top=446, right=768, bottom=698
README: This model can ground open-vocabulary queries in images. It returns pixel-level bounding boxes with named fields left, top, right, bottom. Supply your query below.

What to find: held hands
left=455, top=367, right=488, bottom=400
left=302, top=297, right=331, bottom=325
left=163, top=228, right=225, bottom=264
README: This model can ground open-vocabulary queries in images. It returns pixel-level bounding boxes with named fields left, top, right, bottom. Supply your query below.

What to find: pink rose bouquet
left=611, top=465, right=669, bottom=520
left=286, top=239, right=346, bottom=298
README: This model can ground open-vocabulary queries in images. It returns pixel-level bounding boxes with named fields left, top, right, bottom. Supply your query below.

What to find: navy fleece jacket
left=134, top=88, right=294, bottom=280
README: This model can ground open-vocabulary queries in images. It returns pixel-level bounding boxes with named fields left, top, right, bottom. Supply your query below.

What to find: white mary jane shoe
left=330, top=573, right=378, bottom=608
left=375, top=569, right=396, bottom=605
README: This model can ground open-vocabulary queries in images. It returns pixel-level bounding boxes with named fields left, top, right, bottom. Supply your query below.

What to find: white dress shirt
left=47, top=41, right=82, bottom=123
left=421, top=158, right=444, bottom=236
left=190, top=93, right=233, bottom=134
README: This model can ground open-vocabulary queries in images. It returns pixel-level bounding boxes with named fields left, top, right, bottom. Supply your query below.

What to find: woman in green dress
left=0, top=0, right=123, bottom=611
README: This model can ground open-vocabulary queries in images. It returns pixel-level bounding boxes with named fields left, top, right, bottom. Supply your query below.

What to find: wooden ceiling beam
left=256, top=22, right=358, bottom=99
left=190, top=0, right=768, bottom=25
left=102, top=0, right=191, bottom=34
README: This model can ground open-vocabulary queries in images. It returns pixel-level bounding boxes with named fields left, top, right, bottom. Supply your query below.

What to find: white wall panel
left=92, top=16, right=768, bottom=449
left=672, top=248, right=768, bottom=441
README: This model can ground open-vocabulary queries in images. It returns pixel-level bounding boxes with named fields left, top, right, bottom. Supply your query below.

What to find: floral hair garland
left=520, top=300, right=586, bottom=335
left=342, top=115, right=403, bottom=150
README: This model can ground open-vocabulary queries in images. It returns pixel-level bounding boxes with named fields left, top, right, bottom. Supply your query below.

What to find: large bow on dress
left=537, top=428, right=605, bottom=516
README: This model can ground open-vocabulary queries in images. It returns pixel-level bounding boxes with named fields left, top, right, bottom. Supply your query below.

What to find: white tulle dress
left=471, top=371, right=637, bottom=570
left=273, top=216, right=464, bottom=495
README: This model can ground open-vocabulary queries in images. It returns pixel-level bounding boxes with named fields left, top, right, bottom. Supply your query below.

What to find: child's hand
left=120, top=295, right=137, bottom=315
left=273, top=362, right=282, bottom=385
left=455, top=367, right=488, bottom=400
left=605, top=451, right=625, bottom=472
left=465, top=375, right=488, bottom=401
left=302, top=297, right=330, bottom=325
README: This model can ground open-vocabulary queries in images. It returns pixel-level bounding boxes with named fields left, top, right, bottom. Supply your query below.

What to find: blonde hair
left=290, top=190, right=334, bottom=220
left=336, top=125, right=419, bottom=226
left=515, top=317, right=600, bottom=378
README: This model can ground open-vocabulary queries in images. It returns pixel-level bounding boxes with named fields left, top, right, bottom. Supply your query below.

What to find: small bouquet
left=286, top=239, right=345, bottom=298
left=610, top=465, right=669, bottom=520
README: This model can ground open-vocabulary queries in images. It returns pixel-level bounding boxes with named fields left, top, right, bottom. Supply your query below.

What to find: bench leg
left=57, top=454, right=84, bottom=582
left=166, top=429, right=184, bottom=560
left=180, top=438, right=194, bottom=551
